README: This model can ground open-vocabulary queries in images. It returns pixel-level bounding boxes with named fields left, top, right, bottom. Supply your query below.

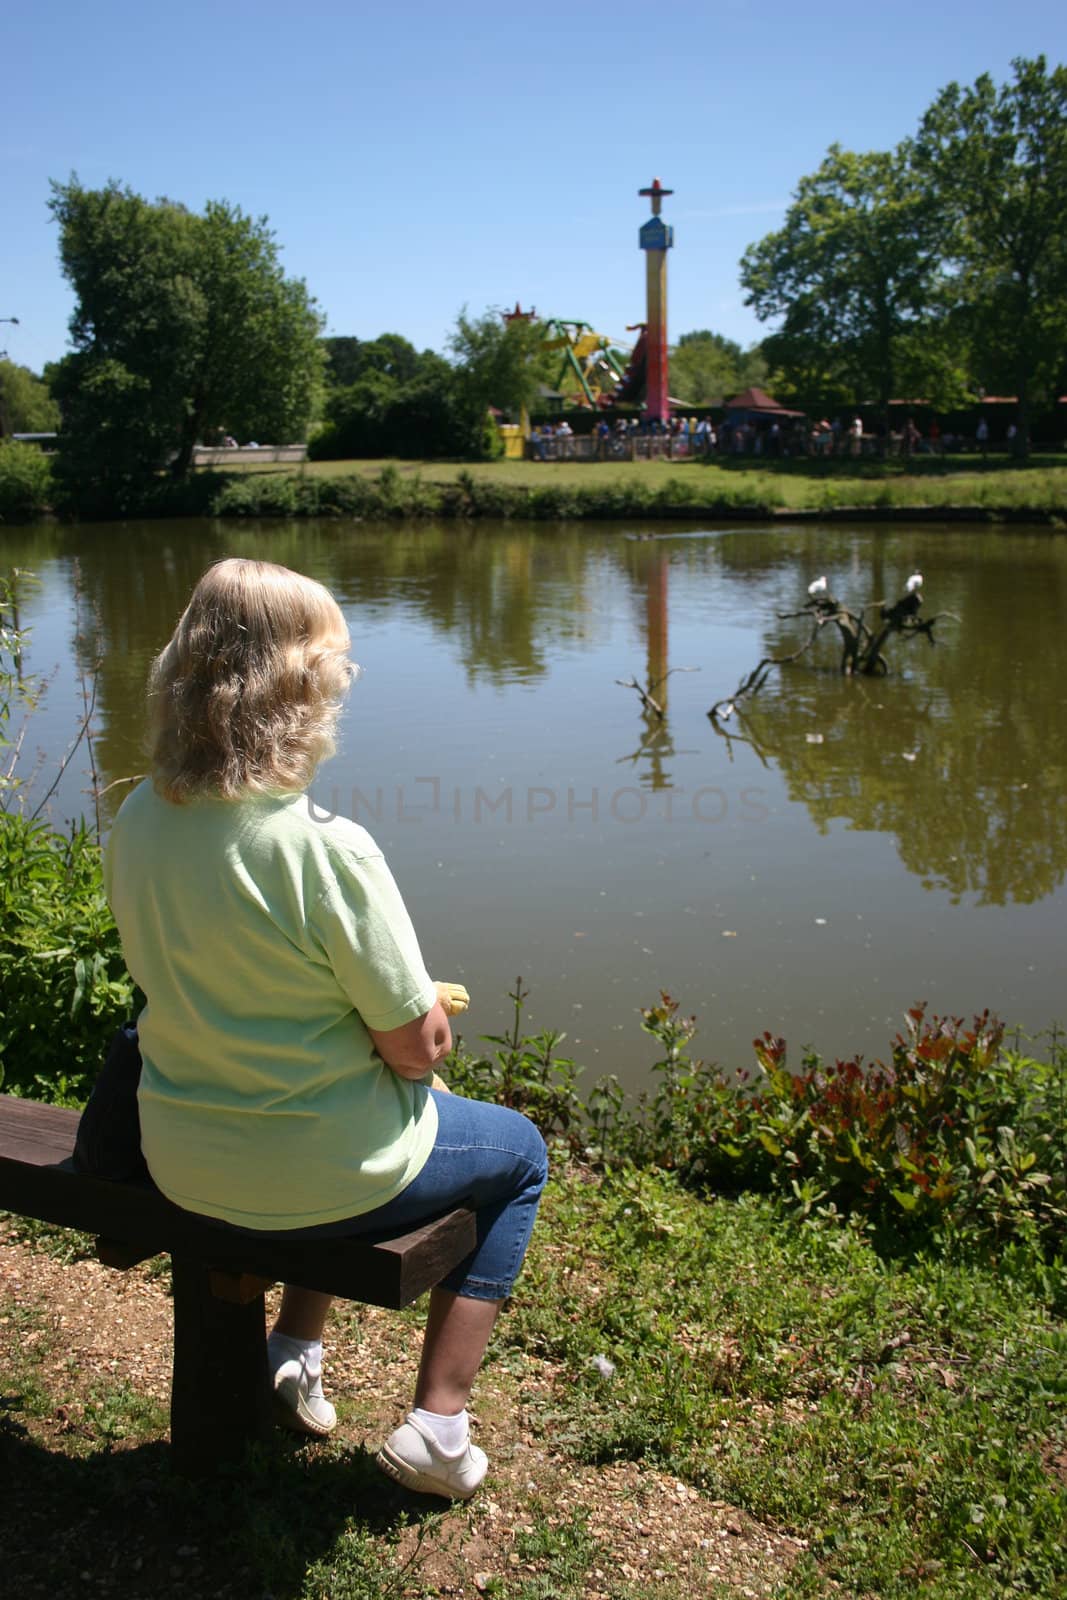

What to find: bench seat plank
left=0, top=1092, right=478, bottom=1474
left=0, top=1093, right=475, bottom=1309
left=0, top=1096, right=80, bottom=1164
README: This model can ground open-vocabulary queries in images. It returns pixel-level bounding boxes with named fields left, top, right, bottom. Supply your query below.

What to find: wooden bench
left=0, top=1093, right=475, bottom=1475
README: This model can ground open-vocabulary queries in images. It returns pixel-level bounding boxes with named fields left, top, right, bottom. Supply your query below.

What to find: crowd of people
left=528, top=412, right=1009, bottom=461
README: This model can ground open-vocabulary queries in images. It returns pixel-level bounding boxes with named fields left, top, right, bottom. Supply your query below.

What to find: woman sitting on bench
left=104, top=557, right=548, bottom=1500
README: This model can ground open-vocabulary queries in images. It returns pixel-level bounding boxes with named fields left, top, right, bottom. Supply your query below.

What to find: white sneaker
left=376, top=1412, right=488, bottom=1500
left=270, top=1352, right=337, bottom=1437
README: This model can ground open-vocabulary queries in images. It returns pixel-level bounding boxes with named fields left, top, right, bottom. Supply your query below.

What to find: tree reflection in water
left=9, top=515, right=1067, bottom=912
left=709, top=616, right=1065, bottom=907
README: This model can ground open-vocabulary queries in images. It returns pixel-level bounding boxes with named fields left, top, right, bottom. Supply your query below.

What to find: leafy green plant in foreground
left=632, top=995, right=1066, bottom=1263
left=0, top=813, right=134, bottom=1102
left=0, top=567, right=134, bottom=1101
left=449, top=986, right=1066, bottom=1274
left=446, top=976, right=585, bottom=1141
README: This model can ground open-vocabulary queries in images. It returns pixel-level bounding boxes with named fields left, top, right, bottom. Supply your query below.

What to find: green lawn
left=210, top=453, right=1067, bottom=516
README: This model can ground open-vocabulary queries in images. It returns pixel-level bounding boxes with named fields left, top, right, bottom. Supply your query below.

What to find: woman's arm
left=368, top=1000, right=453, bottom=1081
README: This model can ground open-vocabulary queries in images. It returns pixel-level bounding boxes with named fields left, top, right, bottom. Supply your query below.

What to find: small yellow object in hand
left=435, top=980, right=470, bottom=1017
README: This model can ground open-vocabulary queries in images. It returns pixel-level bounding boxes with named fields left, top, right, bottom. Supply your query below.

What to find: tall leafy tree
left=448, top=309, right=547, bottom=455
left=915, top=56, right=1067, bottom=456
left=48, top=178, right=323, bottom=505
left=740, top=145, right=945, bottom=426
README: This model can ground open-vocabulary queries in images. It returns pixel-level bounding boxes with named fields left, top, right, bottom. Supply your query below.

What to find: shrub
left=448, top=984, right=1066, bottom=1269
left=0, top=441, right=53, bottom=522
left=0, top=814, right=134, bottom=1103
left=618, top=996, right=1067, bottom=1261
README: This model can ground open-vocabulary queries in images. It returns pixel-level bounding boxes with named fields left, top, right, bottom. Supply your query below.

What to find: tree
left=48, top=178, right=324, bottom=505
left=0, top=360, right=60, bottom=438
left=448, top=309, right=546, bottom=456
left=322, top=334, right=421, bottom=389
left=314, top=310, right=549, bottom=463
left=668, top=331, right=767, bottom=406
left=311, top=342, right=464, bottom=459
left=915, top=56, right=1067, bottom=457
left=740, top=145, right=945, bottom=427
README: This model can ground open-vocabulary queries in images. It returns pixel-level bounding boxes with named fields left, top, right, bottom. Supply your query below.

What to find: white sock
left=411, top=1406, right=469, bottom=1453
left=268, top=1332, right=323, bottom=1377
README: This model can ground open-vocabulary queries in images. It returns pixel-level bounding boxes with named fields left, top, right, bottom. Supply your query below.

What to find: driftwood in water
left=616, top=667, right=699, bottom=720
left=708, top=585, right=957, bottom=723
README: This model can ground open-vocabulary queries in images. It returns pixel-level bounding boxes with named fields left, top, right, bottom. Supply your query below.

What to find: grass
left=3, top=1163, right=1064, bottom=1599
left=201, top=452, right=1067, bottom=521
left=519, top=1168, right=1066, bottom=1598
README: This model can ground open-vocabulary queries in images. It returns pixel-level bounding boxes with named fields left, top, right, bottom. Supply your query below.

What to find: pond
left=3, top=515, right=1065, bottom=1092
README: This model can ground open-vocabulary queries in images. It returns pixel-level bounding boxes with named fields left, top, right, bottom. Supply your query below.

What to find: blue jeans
left=281, top=1091, right=549, bottom=1300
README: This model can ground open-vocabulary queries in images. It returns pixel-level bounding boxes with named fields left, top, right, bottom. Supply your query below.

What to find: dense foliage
left=0, top=440, right=53, bottom=521
left=915, top=56, right=1067, bottom=453
left=741, top=145, right=951, bottom=420
left=740, top=56, right=1067, bottom=450
left=47, top=177, right=324, bottom=511
left=667, top=329, right=767, bottom=406
left=310, top=311, right=544, bottom=462
left=0, top=571, right=134, bottom=1100
left=0, top=358, right=60, bottom=439
left=310, top=336, right=469, bottom=459
left=0, top=815, right=134, bottom=1103
left=449, top=986, right=1067, bottom=1277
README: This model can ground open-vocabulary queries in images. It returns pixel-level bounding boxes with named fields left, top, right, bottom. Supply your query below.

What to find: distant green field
left=207, top=453, right=1067, bottom=515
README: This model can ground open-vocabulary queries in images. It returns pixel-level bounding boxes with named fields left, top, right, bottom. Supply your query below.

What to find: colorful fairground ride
left=540, top=317, right=633, bottom=409
left=501, top=303, right=634, bottom=410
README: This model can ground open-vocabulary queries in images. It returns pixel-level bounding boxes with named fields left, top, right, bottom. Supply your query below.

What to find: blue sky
left=3, top=2, right=1065, bottom=375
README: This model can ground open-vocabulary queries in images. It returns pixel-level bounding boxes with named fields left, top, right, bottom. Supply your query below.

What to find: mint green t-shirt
left=103, top=781, right=439, bottom=1229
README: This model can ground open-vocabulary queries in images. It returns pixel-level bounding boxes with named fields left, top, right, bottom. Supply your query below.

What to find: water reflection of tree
left=56, top=520, right=1067, bottom=903
left=721, top=641, right=1067, bottom=908
left=68, top=520, right=611, bottom=810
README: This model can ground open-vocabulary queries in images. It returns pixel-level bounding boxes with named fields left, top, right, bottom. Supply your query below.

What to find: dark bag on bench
left=73, top=1023, right=153, bottom=1184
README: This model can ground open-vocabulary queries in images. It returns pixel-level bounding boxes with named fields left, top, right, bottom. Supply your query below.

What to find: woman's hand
left=368, top=1001, right=452, bottom=1081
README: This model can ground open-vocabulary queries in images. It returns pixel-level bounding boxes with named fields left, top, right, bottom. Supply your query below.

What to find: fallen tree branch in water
left=708, top=581, right=958, bottom=722
left=616, top=666, right=699, bottom=721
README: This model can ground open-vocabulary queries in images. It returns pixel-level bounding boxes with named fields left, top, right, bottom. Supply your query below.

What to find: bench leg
left=169, top=1254, right=272, bottom=1475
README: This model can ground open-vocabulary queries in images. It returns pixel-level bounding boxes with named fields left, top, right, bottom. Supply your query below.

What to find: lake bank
left=210, top=463, right=1067, bottom=523
left=4, top=442, right=1067, bottom=523
left=161, top=453, right=1067, bottom=524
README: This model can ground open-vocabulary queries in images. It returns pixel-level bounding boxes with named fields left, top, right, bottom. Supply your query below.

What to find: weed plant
left=0, top=570, right=134, bottom=1101
left=0, top=813, right=133, bottom=1102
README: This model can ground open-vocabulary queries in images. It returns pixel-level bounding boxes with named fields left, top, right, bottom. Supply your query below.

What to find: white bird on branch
left=807, top=576, right=829, bottom=597
left=905, top=572, right=923, bottom=594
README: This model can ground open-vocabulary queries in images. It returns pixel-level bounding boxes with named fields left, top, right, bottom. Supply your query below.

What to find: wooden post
left=170, top=1254, right=272, bottom=1475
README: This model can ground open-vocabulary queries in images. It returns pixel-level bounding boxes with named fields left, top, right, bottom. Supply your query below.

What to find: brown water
left=4, top=516, right=1065, bottom=1089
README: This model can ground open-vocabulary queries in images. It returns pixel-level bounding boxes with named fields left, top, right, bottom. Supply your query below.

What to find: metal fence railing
left=527, top=434, right=707, bottom=462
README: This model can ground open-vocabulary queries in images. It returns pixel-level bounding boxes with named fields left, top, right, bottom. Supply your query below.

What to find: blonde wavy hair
left=149, top=559, right=354, bottom=802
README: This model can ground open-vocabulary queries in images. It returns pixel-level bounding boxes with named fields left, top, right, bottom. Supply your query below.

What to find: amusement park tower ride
left=639, top=178, right=673, bottom=425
